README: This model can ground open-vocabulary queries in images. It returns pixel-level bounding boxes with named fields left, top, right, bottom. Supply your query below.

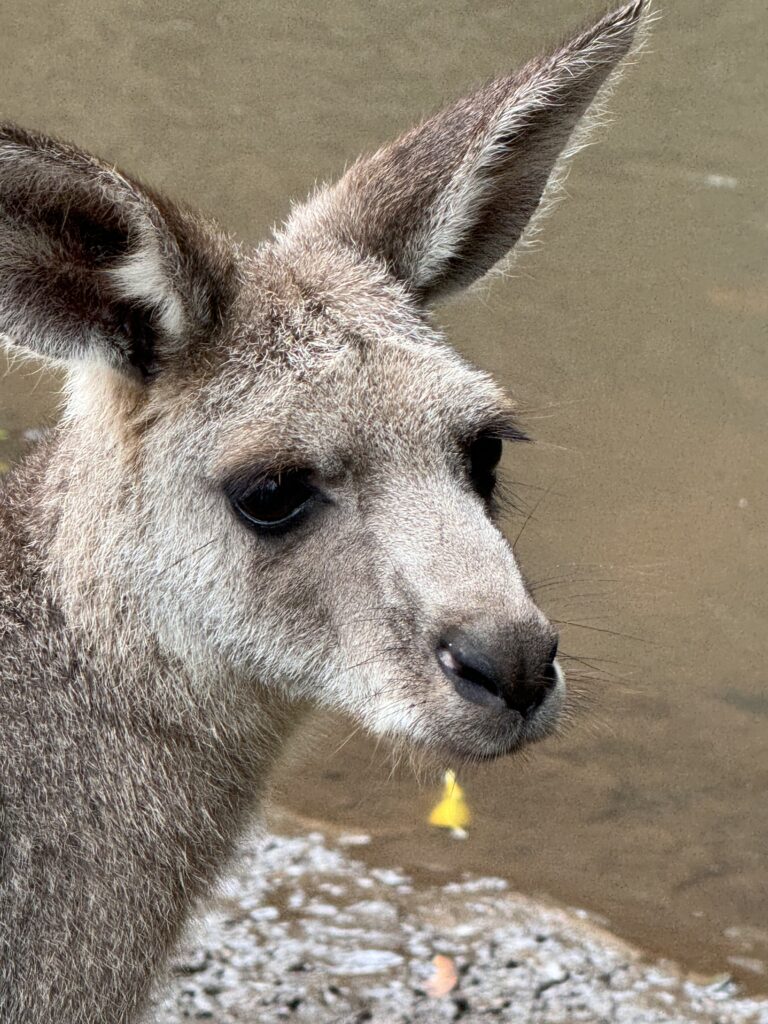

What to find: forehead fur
left=187, top=240, right=517, bottom=476
left=70, top=235, right=515, bottom=466
left=232, top=238, right=433, bottom=362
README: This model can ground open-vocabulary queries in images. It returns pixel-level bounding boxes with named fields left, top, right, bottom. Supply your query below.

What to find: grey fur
left=0, top=3, right=649, bottom=1021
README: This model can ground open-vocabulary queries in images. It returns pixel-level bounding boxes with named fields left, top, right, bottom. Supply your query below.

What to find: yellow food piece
left=428, top=769, right=471, bottom=830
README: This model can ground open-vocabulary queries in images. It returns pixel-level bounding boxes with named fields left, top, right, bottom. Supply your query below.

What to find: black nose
left=436, top=625, right=558, bottom=718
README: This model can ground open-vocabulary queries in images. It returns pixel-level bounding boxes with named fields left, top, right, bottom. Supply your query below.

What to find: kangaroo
left=0, top=3, right=649, bottom=1021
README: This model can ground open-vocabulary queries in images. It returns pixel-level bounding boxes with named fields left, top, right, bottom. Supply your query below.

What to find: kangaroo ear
left=0, top=125, right=234, bottom=377
left=287, top=0, right=650, bottom=303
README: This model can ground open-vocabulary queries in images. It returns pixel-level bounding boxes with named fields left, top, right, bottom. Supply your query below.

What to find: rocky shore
left=152, top=828, right=768, bottom=1024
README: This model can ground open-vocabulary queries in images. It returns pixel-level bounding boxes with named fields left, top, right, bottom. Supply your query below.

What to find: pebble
left=151, top=830, right=768, bottom=1024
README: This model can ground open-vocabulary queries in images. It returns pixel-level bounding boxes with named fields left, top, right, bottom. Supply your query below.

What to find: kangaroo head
left=0, top=2, right=648, bottom=763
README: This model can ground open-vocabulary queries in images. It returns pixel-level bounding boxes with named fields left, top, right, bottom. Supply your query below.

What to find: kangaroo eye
left=467, top=434, right=502, bottom=501
left=229, top=471, right=316, bottom=533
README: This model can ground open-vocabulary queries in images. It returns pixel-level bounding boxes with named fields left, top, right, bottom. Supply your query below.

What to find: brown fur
left=0, top=4, right=649, bottom=1021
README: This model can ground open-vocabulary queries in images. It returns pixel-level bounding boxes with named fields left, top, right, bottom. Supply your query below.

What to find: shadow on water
left=0, top=0, right=765, bottom=994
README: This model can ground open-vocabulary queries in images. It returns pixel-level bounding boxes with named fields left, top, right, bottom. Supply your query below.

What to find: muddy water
left=1, top=0, right=765, bottom=994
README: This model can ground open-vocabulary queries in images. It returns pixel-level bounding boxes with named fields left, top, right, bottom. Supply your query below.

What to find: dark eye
left=467, top=434, right=503, bottom=501
left=229, top=471, right=316, bottom=534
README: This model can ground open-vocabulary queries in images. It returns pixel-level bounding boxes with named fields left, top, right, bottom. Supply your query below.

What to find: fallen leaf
left=425, top=954, right=458, bottom=998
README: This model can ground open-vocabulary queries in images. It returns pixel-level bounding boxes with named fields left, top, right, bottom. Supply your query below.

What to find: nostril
left=436, top=638, right=505, bottom=710
left=500, top=641, right=559, bottom=718
left=504, top=679, right=548, bottom=717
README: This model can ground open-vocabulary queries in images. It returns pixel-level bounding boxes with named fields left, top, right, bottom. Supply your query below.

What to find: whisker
left=154, top=539, right=215, bottom=576
left=512, top=488, right=550, bottom=550
left=553, top=618, right=654, bottom=645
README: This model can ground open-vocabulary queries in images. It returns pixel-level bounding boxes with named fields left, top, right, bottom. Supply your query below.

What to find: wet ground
left=1, top=0, right=766, bottom=1000
left=152, top=815, right=768, bottom=1023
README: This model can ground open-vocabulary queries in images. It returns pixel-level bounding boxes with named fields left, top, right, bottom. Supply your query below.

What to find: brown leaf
left=425, top=954, right=458, bottom=998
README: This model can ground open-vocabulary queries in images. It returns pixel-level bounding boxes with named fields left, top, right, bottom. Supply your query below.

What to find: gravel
left=150, top=829, right=768, bottom=1024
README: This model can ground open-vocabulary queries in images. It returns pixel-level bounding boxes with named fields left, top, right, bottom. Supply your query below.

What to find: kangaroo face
left=136, top=259, right=562, bottom=762
left=219, top=346, right=562, bottom=762
left=0, top=1, right=649, bottom=763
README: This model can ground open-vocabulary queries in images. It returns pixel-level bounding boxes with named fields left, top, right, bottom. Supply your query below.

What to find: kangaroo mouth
left=428, top=660, right=566, bottom=763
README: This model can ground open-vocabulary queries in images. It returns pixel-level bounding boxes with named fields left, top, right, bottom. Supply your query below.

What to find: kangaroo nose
left=436, top=625, right=559, bottom=718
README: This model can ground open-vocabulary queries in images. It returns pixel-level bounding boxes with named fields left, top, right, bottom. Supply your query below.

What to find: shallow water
left=1, top=0, right=766, bottom=994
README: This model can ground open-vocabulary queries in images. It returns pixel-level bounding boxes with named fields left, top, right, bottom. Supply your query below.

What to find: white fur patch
left=108, top=234, right=185, bottom=340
